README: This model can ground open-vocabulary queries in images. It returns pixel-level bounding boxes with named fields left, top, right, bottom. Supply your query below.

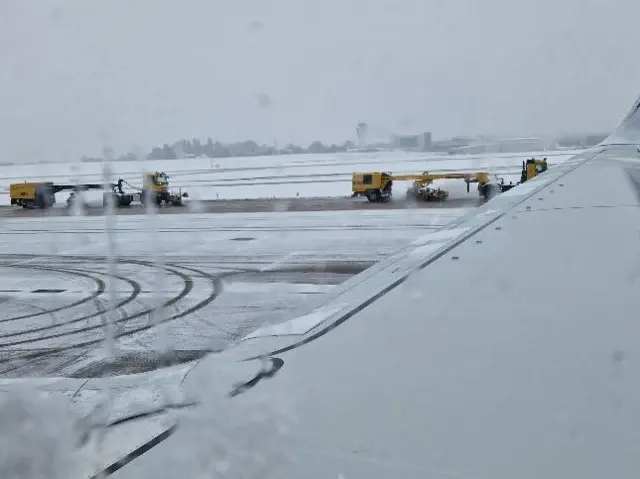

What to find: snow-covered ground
left=0, top=149, right=580, bottom=205
left=0, top=207, right=469, bottom=377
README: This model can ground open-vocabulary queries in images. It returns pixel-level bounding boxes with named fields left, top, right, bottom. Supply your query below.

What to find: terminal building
left=391, top=132, right=433, bottom=151
left=448, top=137, right=550, bottom=155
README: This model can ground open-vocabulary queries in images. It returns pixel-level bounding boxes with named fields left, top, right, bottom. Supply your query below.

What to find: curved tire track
left=167, top=263, right=240, bottom=341
left=63, top=261, right=230, bottom=350
left=0, top=258, right=231, bottom=378
left=0, top=265, right=105, bottom=322
left=0, top=264, right=192, bottom=348
left=0, top=269, right=141, bottom=338
left=0, top=261, right=224, bottom=349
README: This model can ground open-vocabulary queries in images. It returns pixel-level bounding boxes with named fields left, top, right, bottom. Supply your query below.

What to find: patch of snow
left=242, top=303, right=348, bottom=339
left=223, top=282, right=335, bottom=294
left=409, top=227, right=471, bottom=246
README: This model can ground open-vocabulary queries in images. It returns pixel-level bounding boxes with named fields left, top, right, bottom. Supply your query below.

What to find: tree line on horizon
left=78, top=131, right=609, bottom=164
left=80, top=137, right=363, bottom=163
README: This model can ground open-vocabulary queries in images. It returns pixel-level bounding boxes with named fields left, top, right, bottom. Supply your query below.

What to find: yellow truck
left=10, top=182, right=103, bottom=208
left=522, top=157, right=548, bottom=182
left=499, top=158, right=549, bottom=193
left=9, top=182, right=57, bottom=208
left=9, top=171, right=188, bottom=209
left=140, top=171, right=188, bottom=206
left=352, top=171, right=496, bottom=202
left=351, top=158, right=550, bottom=203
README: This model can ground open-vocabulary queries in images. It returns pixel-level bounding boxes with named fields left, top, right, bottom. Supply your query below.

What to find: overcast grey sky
left=2, top=0, right=640, bottom=162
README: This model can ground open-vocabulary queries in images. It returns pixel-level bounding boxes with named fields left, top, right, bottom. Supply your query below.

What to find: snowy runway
left=0, top=208, right=469, bottom=378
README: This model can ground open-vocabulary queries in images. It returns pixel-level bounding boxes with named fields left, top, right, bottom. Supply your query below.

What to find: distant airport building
left=449, top=137, right=549, bottom=155
left=391, top=132, right=432, bottom=151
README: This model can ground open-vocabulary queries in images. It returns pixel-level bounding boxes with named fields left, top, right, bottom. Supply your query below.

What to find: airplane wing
left=3, top=98, right=640, bottom=478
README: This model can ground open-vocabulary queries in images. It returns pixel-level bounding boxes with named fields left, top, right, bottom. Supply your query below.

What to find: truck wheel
left=366, top=189, right=382, bottom=202
left=35, top=193, right=47, bottom=208
left=480, top=183, right=499, bottom=200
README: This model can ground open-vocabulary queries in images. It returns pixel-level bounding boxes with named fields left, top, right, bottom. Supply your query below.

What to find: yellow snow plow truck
left=351, top=171, right=498, bottom=202
left=351, top=158, right=550, bottom=203
left=141, top=171, right=188, bottom=206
